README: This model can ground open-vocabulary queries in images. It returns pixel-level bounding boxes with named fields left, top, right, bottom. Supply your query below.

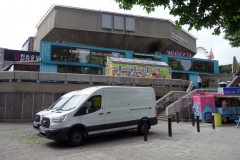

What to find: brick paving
left=0, top=121, right=240, bottom=160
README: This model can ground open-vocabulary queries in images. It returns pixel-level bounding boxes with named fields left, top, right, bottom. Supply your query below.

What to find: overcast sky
left=0, top=0, right=239, bottom=65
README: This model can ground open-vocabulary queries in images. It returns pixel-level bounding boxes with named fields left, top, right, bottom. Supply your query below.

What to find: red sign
left=167, top=51, right=192, bottom=57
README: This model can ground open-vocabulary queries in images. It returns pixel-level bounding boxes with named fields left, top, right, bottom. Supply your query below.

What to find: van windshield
left=48, top=97, right=71, bottom=109
left=60, top=95, right=88, bottom=111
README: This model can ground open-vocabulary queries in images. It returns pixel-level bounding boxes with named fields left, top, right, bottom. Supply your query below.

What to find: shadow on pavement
left=44, top=130, right=157, bottom=149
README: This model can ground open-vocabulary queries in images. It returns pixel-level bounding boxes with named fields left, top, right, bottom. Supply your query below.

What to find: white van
left=33, top=90, right=79, bottom=129
left=39, top=86, right=158, bottom=146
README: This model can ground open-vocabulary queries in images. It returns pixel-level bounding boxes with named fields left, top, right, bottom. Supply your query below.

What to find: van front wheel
left=67, top=128, right=85, bottom=146
left=137, top=120, right=149, bottom=135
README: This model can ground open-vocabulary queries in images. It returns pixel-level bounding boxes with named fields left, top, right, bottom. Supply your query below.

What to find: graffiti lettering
left=14, top=53, right=40, bottom=61
left=166, top=51, right=192, bottom=58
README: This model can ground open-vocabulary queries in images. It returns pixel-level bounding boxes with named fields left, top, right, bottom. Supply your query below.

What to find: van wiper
left=63, top=107, right=76, bottom=111
left=56, top=107, right=62, bottom=111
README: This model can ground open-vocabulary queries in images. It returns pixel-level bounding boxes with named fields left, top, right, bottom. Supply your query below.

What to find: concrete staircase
left=157, top=109, right=168, bottom=121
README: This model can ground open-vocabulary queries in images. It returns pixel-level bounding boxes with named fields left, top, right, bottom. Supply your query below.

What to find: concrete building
left=32, top=5, right=218, bottom=87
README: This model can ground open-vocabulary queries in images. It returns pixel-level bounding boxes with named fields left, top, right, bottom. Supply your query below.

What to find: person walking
left=198, top=76, right=202, bottom=88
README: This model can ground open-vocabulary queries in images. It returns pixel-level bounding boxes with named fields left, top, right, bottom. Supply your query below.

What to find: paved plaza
left=0, top=121, right=239, bottom=160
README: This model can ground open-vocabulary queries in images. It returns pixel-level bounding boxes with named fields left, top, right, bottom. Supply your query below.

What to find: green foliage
left=219, top=66, right=232, bottom=73
left=202, top=77, right=215, bottom=83
left=114, top=0, right=240, bottom=47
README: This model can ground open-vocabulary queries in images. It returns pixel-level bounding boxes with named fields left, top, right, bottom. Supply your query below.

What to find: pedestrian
left=198, top=76, right=202, bottom=88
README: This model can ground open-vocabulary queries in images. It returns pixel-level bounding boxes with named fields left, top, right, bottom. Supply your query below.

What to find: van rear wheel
left=67, top=128, right=85, bottom=146
left=137, top=120, right=149, bottom=135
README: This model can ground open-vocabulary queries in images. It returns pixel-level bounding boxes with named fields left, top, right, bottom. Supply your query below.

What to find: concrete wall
left=0, top=71, right=190, bottom=121
left=34, top=9, right=56, bottom=52
left=0, top=92, right=62, bottom=121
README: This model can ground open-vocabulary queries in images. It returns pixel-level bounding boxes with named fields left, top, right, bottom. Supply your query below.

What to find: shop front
left=214, top=87, right=240, bottom=123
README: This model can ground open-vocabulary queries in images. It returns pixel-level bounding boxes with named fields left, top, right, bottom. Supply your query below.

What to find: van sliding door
left=103, top=89, right=133, bottom=132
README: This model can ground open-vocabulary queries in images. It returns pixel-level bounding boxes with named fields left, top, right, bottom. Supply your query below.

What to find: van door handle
left=106, top=112, right=111, bottom=114
left=99, top=113, right=104, bottom=115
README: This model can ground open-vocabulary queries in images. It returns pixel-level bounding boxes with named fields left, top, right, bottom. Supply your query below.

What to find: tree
left=114, top=0, right=240, bottom=47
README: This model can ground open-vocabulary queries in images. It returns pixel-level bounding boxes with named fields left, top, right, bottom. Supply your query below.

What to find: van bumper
left=33, top=122, right=41, bottom=130
left=44, top=128, right=69, bottom=141
left=149, top=117, right=158, bottom=125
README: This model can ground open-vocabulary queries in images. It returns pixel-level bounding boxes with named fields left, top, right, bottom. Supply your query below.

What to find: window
left=192, top=60, right=203, bottom=72
left=203, top=61, right=214, bottom=73
left=109, top=52, right=125, bottom=58
left=51, top=46, right=71, bottom=62
left=61, top=95, right=88, bottom=111
left=58, top=65, right=103, bottom=75
left=91, top=51, right=107, bottom=64
left=168, top=58, right=182, bottom=70
left=15, top=65, right=25, bottom=71
left=77, top=49, right=90, bottom=63
left=82, top=95, right=102, bottom=114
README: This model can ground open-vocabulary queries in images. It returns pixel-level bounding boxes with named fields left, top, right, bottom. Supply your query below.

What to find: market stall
left=213, top=87, right=240, bottom=123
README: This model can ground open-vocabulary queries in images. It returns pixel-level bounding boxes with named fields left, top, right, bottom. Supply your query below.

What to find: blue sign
left=223, top=87, right=240, bottom=95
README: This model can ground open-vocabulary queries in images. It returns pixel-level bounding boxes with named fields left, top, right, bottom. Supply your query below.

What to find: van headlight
left=52, top=115, right=68, bottom=123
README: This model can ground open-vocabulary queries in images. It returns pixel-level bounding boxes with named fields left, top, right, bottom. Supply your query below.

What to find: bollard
left=212, top=115, right=215, bottom=130
left=176, top=112, right=179, bottom=123
left=191, top=113, right=195, bottom=126
left=196, top=116, right=200, bottom=132
left=143, top=119, right=148, bottom=141
left=168, top=117, right=172, bottom=137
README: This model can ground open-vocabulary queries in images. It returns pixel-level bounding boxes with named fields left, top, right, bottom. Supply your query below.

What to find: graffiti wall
left=105, top=56, right=171, bottom=79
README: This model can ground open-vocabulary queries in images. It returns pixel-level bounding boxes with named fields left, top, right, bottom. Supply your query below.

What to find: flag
left=208, top=48, right=214, bottom=60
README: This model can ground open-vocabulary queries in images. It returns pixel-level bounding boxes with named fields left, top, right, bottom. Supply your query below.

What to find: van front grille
left=41, top=117, right=50, bottom=128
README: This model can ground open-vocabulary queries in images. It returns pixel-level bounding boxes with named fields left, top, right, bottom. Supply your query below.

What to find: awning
left=213, top=94, right=240, bottom=98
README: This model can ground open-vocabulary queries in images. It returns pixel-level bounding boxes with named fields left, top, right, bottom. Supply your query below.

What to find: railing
left=0, top=71, right=190, bottom=87
left=156, top=91, right=186, bottom=111
left=156, top=81, right=193, bottom=112
left=227, top=76, right=240, bottom=87
left=166, top=88, right=218, bottom=117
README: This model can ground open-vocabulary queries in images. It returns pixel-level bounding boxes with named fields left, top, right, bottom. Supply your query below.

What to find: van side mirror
left=81, top=105, right=89, bottom=114
left=73, top=105, right=89, bottom=117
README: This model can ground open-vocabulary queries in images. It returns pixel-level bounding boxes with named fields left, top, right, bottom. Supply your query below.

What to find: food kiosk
left=193, top=92, right=215, bottom=122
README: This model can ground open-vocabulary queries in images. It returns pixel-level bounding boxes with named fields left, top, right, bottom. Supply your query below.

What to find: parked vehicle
left=39, top=86, right=158, bottom=146
left=33, top=90, right=79, bottom=129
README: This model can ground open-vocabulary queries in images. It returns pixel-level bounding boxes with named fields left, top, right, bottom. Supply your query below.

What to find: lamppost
left=176, top=93, right=181, bottom=122
left=196, top=47, right=209, bottom=59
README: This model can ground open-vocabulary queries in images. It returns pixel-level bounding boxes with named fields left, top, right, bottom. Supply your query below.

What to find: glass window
left=15, top=65, right=25, bottom=71
left=51, top=46, right=71, bottom=62
left=109, top=52, right=125, bottom=58
left=77, top=49, right=90, bottom=63
left=81, top=95, right=102, bottom=114
left=27, top=65, right=38, bottom=71
left=91, top=68, right=103, bottom=75
left=168, top=58, right=182, bottom=70
left=58, top=65, right=103, bottom=75
left=192, top=60, right=203, bottom=72
left=61, top=95, right=88, bottom=111
left=91, top=51, right=107, bottom=64
left=84, top=67, right=91, bottom=74
left=72, top=66, right=84, bottom=74
left=58, top=65, right=71, bottom=73
left=58, top=65, right=65, bottom=73
left=49, top=97, right=71, bottom=109
left=203, top=61, right=214, bottom=73
left=172, top=73, right=189, bottom=80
